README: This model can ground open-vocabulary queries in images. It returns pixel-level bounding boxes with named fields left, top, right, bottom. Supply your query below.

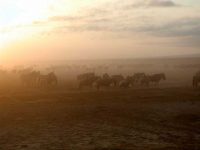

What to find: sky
left=0, top=0, right=200, bottom=63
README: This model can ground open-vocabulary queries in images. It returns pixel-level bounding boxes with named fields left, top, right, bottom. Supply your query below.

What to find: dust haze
left=1, top=0, right=200, bottom=149
left=0, top=56, right=200, bottom=149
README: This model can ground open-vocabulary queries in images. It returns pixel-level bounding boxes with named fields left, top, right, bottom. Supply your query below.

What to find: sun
left=2, top=0, right=58, bottom=26
left=0, top=0, right=78, bottom=27
left=0, top=0, right=80, bottom=49
left=0, top=0, right=56, bottom=48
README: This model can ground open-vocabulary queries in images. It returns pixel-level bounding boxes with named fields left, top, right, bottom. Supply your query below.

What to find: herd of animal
left=1, top=67, right=200, bottom=89
left=20, top=71, right=58, bottom=87
left=77, top=72, right=166, bottom=89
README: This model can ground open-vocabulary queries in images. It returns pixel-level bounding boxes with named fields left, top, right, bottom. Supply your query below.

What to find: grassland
left=0, top=87, right=199, bottom=150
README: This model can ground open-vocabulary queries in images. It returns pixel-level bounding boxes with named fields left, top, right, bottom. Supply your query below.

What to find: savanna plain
left=0, top=57, right=200, bottom=150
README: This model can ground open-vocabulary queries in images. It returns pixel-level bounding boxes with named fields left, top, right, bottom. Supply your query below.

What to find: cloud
left=33, top=0, right=199, bottom=48
left=34, top=0, right=180, bottom=30
left=134, top=16, right=200, bottom=47
left=47, top=14, right=200, bottom=48
left=126, top=0, right=178, bottom=8
left=49, top=16, right=84, bottom=22
left=47, top=15, right=200, bottom=38
left=137, top=17, right=200, bottom=37
left=48, top=7, right=110, bottom=22
left=148, top=0, right=177, bottom=7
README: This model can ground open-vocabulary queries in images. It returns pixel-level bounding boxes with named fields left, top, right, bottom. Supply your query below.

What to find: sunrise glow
left=0, top=0, right=200, bottom=63
left=0, top=1, right=200, bottom=149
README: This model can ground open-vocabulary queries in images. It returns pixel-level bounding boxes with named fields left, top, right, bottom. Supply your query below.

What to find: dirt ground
left=0, top=87, right=199, bottom=150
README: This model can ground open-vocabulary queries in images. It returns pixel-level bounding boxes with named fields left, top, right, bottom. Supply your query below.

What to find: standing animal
left=111, top=75, right=124, bottom=86
left=140, top=75, right=150, bottom=87
left=148, top=73, right=166, bottom=86
left=102, top=73, right=110, bottom=80
left=193, top=71, right=200, bottom=88
left=95, top=73, right=114, bottom=89
left=77, top=72, right=95, bottom=81
left=95, top=78, right=113, bottom=89
left=78, top=75, right=100, bottom=89
left=77, top=72, right=98, bottom=89
left=125, top=75, right=137, bottom=86
left=133, top=73, right=146, bottom=83
left=119, top=76, right=133, bottom=88
left=20, top=71, right=41, bottom=87
left=38, top=72, right=58, bottom=87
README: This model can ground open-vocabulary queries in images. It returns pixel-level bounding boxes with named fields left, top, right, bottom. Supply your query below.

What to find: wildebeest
left=38, top=72, right=58, bottom=87
left=193, top=71, right=200, bottom=88
left=148, top=73, right=166, bottom=86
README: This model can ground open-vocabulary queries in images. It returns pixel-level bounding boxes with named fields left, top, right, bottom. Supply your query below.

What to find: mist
left=0, top=0, right=200, bottom=149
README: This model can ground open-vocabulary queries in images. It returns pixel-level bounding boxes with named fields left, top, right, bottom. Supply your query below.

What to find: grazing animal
left=148, top=73, right=166, bottom=86
left=38, top=72, right=58, bottom=87
left=193, top=71, right=200, bottom=88
left=111, top=75, right=124, bottom=86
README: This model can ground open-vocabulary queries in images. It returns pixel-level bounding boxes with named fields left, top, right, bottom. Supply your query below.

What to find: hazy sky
left=0, top=0, right=200, bottom=63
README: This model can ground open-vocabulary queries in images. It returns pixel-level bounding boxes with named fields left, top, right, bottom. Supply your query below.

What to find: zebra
left=77, top=72, right=95, bottom=81
left=38, top=72, right=58, bottom=87
left=20, top=71, right=41, bottom=87
left=148, top=73, right=166, bottom=86
left=133, top=73, right=146, bottom=83
left=111, top=75, right=124, bottom=87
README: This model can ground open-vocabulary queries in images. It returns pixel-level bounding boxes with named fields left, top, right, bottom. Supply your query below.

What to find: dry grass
left=0, top=87, right=199, bottom=149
